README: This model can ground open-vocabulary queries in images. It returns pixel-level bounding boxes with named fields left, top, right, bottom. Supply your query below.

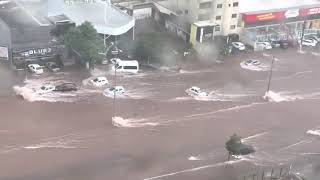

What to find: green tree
left=58, top=21, right=104, bottom=67
left=225, top=134, right=255, bottom=160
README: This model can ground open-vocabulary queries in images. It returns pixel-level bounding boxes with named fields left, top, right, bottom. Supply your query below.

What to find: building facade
left=153, top=0, right=241, bottom=45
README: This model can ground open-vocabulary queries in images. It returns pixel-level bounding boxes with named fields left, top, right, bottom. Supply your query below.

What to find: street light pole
left=113, top=62, right=117, bottom=118
left=25, top=64, right=28, bottom=81
left=299, top=18, right=307, bottom=52
left=266, top=56, right=275, bottom=94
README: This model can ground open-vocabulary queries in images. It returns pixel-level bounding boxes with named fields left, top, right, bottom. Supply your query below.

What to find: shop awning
left=63, top=0, right=135, bottom=36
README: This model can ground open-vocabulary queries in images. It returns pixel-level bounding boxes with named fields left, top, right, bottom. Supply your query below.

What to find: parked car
left=301, top=39, right=317, bottom=47
left=36, top=84, right=55, bottom=95
left=244, top=59, right=261, bottom=66
left=45, top=62, right=60, bottom=72
left=27, top=64, right=43, bottom=74
left=54, top=83, right=78, bottom=92
left=270, top=40, right=290, bottom=49
left=306, top=35, right=320, bottom=42
left=105, top=86, right=125, bottom=96
left=187, top=86, right=208, bottom=96
left=90, top=77, right=108, bottom=86
left=257, top=42, right=272, bottom=50
left=231, top=42, right=246, bottom=51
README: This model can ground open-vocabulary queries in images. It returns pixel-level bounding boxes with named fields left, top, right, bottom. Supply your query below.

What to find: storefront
left=12, top=47, right=57, bottom=69
left=240, top=6, right=320, bottom=48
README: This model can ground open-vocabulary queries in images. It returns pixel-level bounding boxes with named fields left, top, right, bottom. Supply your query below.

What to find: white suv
left=28, top=64, right=43, bottom=74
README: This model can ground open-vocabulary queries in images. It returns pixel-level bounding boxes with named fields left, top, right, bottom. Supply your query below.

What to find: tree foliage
left=225, top=134, right=255, bottom=160
left=58, top=21, right=104, bottom=65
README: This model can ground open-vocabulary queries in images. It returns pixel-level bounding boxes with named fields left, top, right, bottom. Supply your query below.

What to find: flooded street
left=1, top=48, right=320, bottom=180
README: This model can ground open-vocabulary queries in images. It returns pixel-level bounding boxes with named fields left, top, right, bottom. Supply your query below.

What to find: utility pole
left=112, top=45, right=119, bottom=119
left=113, top=61, right=117, bottom=118
left=266, top=56, right=275, bottom=100
left=25, top=64, right=28, bottom=81
left=300, top=18, right=307, bottom=52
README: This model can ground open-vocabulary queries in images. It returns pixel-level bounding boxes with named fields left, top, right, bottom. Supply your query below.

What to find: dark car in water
left=45, top=62, right=61, bottom=72
left=54, top=83, right=77, bottom=92
left=270, top=40, right=289, bottom=49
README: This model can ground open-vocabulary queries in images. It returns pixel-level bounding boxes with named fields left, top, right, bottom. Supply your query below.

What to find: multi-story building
left=153, top=0, right=241, bottom=45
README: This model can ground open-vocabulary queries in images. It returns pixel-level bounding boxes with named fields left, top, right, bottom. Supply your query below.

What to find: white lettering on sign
left=308, top=7, right=320, bottom=15
left=20, top=48, right=52, bottom=57
left=285, top=9, right=299, bottom=18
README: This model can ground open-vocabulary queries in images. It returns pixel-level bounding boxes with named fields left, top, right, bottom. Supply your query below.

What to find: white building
left=154, top=0, right=241, bottom=45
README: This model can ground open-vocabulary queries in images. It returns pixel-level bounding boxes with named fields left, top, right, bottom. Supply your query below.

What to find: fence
left=240, top=166, right=291, bottom=180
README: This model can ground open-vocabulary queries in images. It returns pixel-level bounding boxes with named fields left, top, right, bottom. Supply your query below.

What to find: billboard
left=243, top=7, right=320, bottom=24
left=0, top=46, right=8, bottom=61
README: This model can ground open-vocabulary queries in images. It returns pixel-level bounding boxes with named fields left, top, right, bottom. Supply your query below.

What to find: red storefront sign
left=243, top=12, right=284, bottom=23
left=243, top=7, right=320, bottom=24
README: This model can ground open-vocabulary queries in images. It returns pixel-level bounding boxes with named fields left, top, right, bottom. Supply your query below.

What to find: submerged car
left=28, top=64, right=43, bottom=74
left=54, top=83, right=78, bottom=92
left=187, top=86, right=208, bottom=96
left=301, top=39, right=317, bottom=47
left=257, top=42, right=272, bottom=50
left=105, top=86, right=125, bottom=96
left=37, top=84, right=55, bottom=95
left=45, top=62, right=60, bottom=72
left=231, top=42, right=246, bottom=51
left=90, top=77, right=108, bottom=86
left=244, top=59, right=261, bottom=66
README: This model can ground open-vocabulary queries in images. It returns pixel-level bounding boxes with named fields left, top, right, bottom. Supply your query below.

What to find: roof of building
left=240, top=0, right=320, bottom=14
left=0, top=2, right=40, bottom=28
left=63, top=0, right=135, bottom=35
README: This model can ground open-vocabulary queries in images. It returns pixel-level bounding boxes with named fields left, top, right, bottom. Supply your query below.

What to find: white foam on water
left=278, top=140, right=313, bottom=152
left=82, top=77, right=92, bottom=86
left=112, top=116, right=159, bottom=128
left=188, top=156, right=202, bottom=161
left=170, top=96, right=192, bottom=101
left=185, top=102, right=265, bottom=119
left=240, top=62, right=269, bottom=71
left=312, top=52, right=320, bottom=56
left=241, top=132, right=268, bottom=143
left=273, top=71, right=312, bottom=81
left=262, top=53, right=271, bottom=57
left=307, top=130, right=320, bottom=136
left=23, top=144, right=77, bottom=149
left=264, top=91, right=298, bottom=102
left=90, top=68, right=108, bottom=77
left=186, top=88, right=255, bottom=102
left=143, top=160, right=244, bottom=180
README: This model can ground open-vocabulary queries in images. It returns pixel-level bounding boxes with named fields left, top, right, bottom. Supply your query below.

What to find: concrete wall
left=0, top=18, right=11, bottom=49
left=11, top=26, right=51, bottom=49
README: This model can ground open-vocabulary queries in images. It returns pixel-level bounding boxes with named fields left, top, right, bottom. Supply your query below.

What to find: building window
left=233, top=2, right=239, bottom=7
left=231, top=14, right=237, bottom=18
left=216, top=16, right=221, bottom=20
left=217, top=4, right=222, bottom=8
left=199, top=2, right=212, bottom=9
left=215, top=26, right=220, bottom=32
left=230, top=25, right=236, bottom=30
left=198, top=13, right=211, bottom=21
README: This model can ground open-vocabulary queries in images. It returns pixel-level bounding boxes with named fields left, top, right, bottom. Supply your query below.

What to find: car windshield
left=109, top=87, right=115, bottom=91
left=36, top=67, right=41, bottom=70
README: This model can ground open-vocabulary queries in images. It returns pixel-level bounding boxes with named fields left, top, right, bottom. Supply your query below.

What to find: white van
left=112, top=60, right=139, bottom=73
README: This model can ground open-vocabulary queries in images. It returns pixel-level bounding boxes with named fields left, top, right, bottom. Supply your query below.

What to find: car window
left=41, top=86, right=46, bottom=90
